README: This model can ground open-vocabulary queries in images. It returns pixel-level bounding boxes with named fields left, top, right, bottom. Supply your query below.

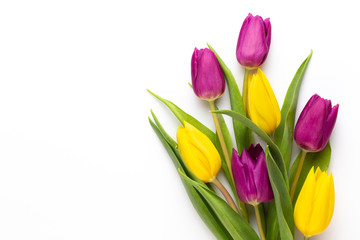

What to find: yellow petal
left=294, top=167, right=316, bottom=236
left=308, top=172, right=335, bottom=236
left=247, top=68, right=281, bottom=134
left=294, top=167, right=335, bottom=237
left=177, top=122, right=221, bottom=182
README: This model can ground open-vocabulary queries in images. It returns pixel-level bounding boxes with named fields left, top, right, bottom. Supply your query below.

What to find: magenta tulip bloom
left=236, top=13, right=271, bottom=68
left=294, top=94, right=339, bottom=152
left=191, top=48, right=225, bottom=101
left=232, top=145, right=274, bottom=205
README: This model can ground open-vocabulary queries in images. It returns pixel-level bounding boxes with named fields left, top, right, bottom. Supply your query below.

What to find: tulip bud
left=177, top=121, right=221, bottom=183
left=232, top=145, right=273, bottom=205
left=294, top=94, right=339, bottom=152
left=191, top=48, right=225, bottom=101
left=236, top=13, right=271, bottom=68
left=247, top=68, right=281, bottom=134
left=294, top=167, right=335, bottom=238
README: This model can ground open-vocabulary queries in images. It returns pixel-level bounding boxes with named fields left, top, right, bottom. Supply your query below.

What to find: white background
left=0, top=0, right=358, bottom=239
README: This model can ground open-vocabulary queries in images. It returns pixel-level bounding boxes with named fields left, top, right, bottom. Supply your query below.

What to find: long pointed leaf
left=149, top=117, right=232, bottom=240
left=150, top=110, right=208, bottom=188
left=212, top=109, right=288, bottom=185
left=274, top=51, right=313, bottom=171
left=265, top=147, right=294, bottom=240
left=207, top=43, right=248, bottom=151
left=148, top=90, right=248, bottom=219
left=179, top=170, right=259, bottom=240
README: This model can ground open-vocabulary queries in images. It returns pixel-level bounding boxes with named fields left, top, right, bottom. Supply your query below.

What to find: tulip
left=191, top=48, right=225, bottom=101
left=247, top=68, right=281, bottom=134
left=236, top=13, right=271, bottom=68
left=294, top=167, right=335, bottom=238
left=232, top=144, right=273, bottom=204
left=177, top=121, right=240, bottom=214
left=294, top=94, right=339, bottom=152
left=177, top=121, right=221, bottom=183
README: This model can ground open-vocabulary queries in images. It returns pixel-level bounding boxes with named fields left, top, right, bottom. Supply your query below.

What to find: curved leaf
left=148, top=90, right=248, bottom=219
left=179, top=170, right=259, bottom=240
left=149, top=117, right=232, bottom=240
left=274, top=51, right=313, bottom=171
left=207, top=43, right=248, bottom=151
left=212, top=109, right=288, bottom=185
left=266, top=201, right=279, bottom=240
left=289, top=143, right=331, bottom=205
left=265, top=147, right=294, bottom=240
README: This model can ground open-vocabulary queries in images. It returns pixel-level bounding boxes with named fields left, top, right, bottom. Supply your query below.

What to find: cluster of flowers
left=149, top=13, right=339, bottom=240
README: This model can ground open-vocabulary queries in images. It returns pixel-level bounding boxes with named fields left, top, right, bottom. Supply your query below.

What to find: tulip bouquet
left=148, top=13, right=338, bottom=240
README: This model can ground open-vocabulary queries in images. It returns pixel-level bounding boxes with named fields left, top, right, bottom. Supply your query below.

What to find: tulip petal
left=264, top=18, right=271, bottom=49
left=253, top=150, right=274, bottom=202
left=177, top=122, right=221, bottom=182
left=247, top=69, right=280, bottom=134
left=294, top=167, right=316, bottom=236
left=236, top=14, right=270, bottom=68
left=319, top=104, right=339, bottom=151
left=294, top=96, right=327, bottom=151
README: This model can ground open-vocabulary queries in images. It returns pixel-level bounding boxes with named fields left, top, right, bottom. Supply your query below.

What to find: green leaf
left=149, top=117, right=232, bottom=240
left=212, top=109, right=288, bottom=185
left=274, top=51, right=313, bottom=171
left=179, top=170, right=259, bottom=240
left=148, top=90, right=248, bottom=219
left=150, top=110, right=208, bottom=188
left=148, top=90, right=215, bottom=138
left=265, top=147, right=294, bottom=240
left=289, top=143, right=331, bottom=205
left=207, top=43, right=248, bottom=151
left=266, top=201, right=279, bottom=240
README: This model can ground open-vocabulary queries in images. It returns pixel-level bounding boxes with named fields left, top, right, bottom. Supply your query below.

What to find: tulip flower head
left=294, top=167, right=335, bottom=238
left=232, top=144, right=273, bottom=205
left=247, top=68, right=281, bottom=134
left=177, top=121, right=221, bottom=183
left=191, top=48, right=225, bottom=101
left=236, top=13, right=271, bottom=69
left=294, top=94, right=339, bottom=152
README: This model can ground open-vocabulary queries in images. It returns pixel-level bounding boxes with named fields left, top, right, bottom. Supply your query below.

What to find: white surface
left=0, top=0, right=358, bottom=239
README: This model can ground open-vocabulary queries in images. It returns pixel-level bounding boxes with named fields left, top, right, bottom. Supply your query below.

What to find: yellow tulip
left=177, top=121, right=221, bottom=183
left=294, top=167, right=335, bottom=238
left=247, top=68, right=281, bottom=134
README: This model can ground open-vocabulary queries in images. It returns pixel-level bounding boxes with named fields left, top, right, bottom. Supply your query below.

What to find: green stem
left=290, top=150, right=307, bottom=202
left=304, top=236, right=309, bottom=240
left=212, top=178, right=239, bottom=214
left=209, top=101, right=249, bottom=222
left=254, top=204, right=266, bottom=240
left=209, top=100, right=233, bottom=179
left=242, top=68, right=250, bottom=116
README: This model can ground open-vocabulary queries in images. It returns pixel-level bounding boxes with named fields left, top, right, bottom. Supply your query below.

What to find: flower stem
left=209, top=101, right=249, bottom=221
left=290, top=150, right=307, bottom=202
left=254, top=204, right=266, bottom=240
left=209, top=100, right=233, bottom=179
left=242, top=68, right=250, bottom=116
left=212, top=178, right=239, bottom=214
left=304, top=236, right=309, bottom=240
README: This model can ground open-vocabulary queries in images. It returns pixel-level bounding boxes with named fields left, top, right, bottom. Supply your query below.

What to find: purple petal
left=236, top=14, right=270, bottom=68
left=294, top=94, right=328, bottom=151
left=264, top=18, right=271, bottom=48
left=191, top=48, right=225, bottom=100
left=319, top=104, right=339, bottom=151
left=253, top=151, right=274, bottom=202
left=191, top=48, right=199, bottom=83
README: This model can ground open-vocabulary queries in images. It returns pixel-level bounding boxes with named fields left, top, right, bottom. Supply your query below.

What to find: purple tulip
left=236, top=13, right=271, bottom=68
left=294, top=94, right=339, bottom=152
left=191, top=48, right=225, bottom=101
left=232, top=145, right=274, bottom=204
